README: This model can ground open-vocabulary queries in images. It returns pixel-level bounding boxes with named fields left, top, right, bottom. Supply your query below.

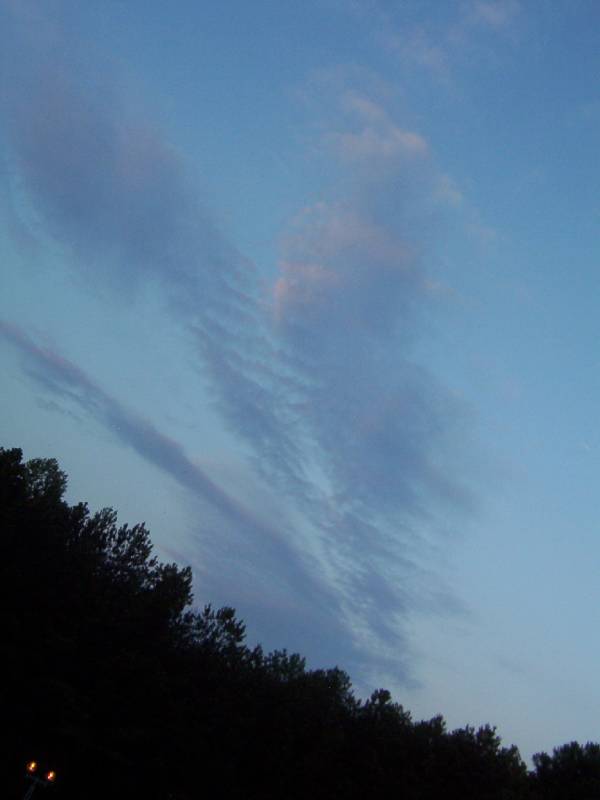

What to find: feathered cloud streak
left=276, top=202, right=465, bottom=516
left=0, top=320, right=361, bottom=671
left=1, top=3, right=471, bottom=683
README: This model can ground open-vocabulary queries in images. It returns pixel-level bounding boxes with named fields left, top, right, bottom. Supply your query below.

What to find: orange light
left=46, top=770, right=56, bottom=783
left=26, top=761, right=37, bottom=773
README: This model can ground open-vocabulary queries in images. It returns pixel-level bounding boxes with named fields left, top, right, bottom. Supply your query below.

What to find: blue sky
left=2, top=0, right=600, bottom=761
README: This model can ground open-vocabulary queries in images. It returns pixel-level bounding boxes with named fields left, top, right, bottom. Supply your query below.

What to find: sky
left=2, top=0, right=600, bottom=763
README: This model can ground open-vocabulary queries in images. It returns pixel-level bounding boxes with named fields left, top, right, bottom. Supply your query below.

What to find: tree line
left=2, top=446, right=598, bottom=799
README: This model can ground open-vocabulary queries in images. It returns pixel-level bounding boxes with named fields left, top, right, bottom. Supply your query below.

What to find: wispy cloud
left=0, top=321, right=257, bottom=525
left=370, top=0, right=521, bottom=82
left=434, top=174, right=464, bottom=208
left=467, top=0, right=520, bottom=31
left=1, top=25, right=209, bottom=293
left=333, top=126, right=427, bottom=161
left=387, top=28, right=451, bottom=81
left=1, top=1, right=473, bottom=686
left=0, top=319, right=366, bottom=670
left=272, top=89, right=473, bottom=525
left=322, top=86, right=428, bottom=167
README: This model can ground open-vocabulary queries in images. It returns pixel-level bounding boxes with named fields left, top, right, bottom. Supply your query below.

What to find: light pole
left=23, top=761, right=57, bottom=799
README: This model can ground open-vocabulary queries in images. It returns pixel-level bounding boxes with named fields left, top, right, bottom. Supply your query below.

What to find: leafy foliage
left=1, top=446, right=593, bottom=798
left=531, top=742, right=600, bottom=800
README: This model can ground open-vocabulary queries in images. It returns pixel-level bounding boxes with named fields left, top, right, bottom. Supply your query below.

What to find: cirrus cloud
left=1, top=0, right=474, bottom=688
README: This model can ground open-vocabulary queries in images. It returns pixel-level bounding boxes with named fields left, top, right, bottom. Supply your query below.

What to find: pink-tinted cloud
left=1, top=4, right=473, bottom=686
left=275, top=203, right=419, bottom=340
left=274, top=261, right=340, bottom=321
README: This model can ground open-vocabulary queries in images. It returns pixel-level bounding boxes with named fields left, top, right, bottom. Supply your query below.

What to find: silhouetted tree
left=2, top=445, right=593, bottom=799
left=532, top=741, right=600, bottom=799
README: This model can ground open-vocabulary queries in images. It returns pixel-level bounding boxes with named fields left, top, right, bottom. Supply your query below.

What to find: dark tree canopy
left=1, top=446, right=594, bottom=799
left=531, top=742, right=600, bottom=800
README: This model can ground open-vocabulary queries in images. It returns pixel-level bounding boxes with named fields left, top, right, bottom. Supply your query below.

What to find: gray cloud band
left=1, top=2, right=471, bottom=686
left=0, top=319, right=410, bottom=679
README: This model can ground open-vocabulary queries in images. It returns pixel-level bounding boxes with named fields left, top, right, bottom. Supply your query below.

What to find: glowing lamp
left=46, top=770, right=57, bottom=783
left=26, top=761, right=37, bottom=773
